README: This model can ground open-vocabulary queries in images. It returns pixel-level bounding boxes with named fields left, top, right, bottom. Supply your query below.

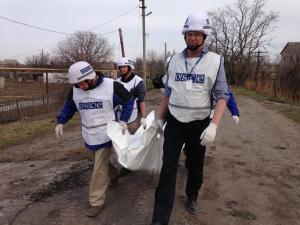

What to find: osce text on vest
left=175, top=73, right=205, bottom=83
left=79, top=101, right=103, bottom=110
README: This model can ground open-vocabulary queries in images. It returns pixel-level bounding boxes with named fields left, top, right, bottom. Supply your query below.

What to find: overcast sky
left=1, top=0, right=300, bottom=63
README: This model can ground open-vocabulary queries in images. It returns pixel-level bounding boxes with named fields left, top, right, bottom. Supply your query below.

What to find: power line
left=88, top=5, right=139, bottom=31
left=8, top=5, right=139, bottom=59
left=0, top=15, right=71, bottom=35
left=12, top=43, right=58, bottom=59
left=11, top=30, right=119, bottom=59
left=96, top=30, right=118, bottom=36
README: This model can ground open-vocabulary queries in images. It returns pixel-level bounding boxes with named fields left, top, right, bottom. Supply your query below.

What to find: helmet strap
left=120, top=66, right=131, bottom=78
left=184, top=34, right=206, bottom=51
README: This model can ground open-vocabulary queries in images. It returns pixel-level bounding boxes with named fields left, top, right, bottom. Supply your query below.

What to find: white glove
left=200, top=122, right=218, bottom=146
left=55, top=124, right=64, bottom=138
left=140, top=117, right=147, bottom=129
left=157, top=119, right=165, bottom=133
left=119, top=121, right=128, bottom=135
left=232, top=116, right=239, bottom=125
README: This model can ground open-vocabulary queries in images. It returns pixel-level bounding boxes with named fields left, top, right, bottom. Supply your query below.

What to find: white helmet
left=116, top=57, right=135, bottom=70
left=68, top=61, right=96, bottom=84
left=182, top=13, right=212, bottom=36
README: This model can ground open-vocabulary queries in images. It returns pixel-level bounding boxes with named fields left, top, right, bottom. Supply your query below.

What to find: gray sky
left=1, top=0, right=300, bottom=63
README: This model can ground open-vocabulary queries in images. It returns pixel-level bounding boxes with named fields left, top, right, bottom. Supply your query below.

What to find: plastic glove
left=119, top=121, right=128, bottom=135
left=210, top=109, right=215, bottom=119
left=140, top=117, right=147, bottom=129
left=157, top=119, right=165, bottom=133
left=232, top=116, right=239, bottom=125
left=55, top=124, right=64, bottom=138
left=200, top=122, right=218, bottom=146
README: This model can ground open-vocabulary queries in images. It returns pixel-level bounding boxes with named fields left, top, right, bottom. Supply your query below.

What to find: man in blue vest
left=150, top=13, right=229, bottom=225
left=55, top=61, right=134, bottom=217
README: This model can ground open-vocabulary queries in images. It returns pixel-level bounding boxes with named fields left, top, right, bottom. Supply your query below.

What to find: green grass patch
left=232, top=86, right=300, bottom=123
left=0, top=114, right=80, bottom=150
left=278, top=106, right=300, bottom=124
left=231, top=86, right=286, bottom=103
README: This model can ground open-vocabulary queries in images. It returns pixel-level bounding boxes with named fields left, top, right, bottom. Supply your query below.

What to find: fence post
left=273, top=79, right=277, bottom=97
left=16, top=98, right=22, bottom=120
left=46, top=72, right=49, bottom=112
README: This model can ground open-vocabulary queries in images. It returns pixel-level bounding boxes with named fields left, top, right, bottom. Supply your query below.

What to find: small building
left=280, top=42, right=300, bottom=74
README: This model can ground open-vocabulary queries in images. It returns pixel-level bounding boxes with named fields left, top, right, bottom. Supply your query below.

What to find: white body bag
left=106, top=110, right=163, bottom=173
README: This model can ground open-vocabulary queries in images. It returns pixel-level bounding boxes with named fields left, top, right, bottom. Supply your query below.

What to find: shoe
left=85, top=205, right=104, bottom=217
left=186, top=199, right=198, bottom=214
left=119, top=167, right=131, bottom=177
left=110, top=177, right=119, bottom=187
left=149, top=223, right=163, bottom=225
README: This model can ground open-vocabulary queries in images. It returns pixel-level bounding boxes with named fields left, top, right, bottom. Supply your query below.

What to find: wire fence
left=0, top=91, right=67, bottom=123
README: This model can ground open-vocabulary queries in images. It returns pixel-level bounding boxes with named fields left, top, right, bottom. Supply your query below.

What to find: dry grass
left=0, top=79, right=68, bottom=100
left=232, top=86, right=300, bottom=124
left=0, top=114, right=80, bottom=150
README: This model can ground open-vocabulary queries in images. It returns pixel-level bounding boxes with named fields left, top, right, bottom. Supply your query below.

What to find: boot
left=85, top=205, right=104, bottom=217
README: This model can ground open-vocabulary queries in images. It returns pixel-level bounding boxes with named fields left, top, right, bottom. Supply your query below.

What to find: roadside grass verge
left=232, top=86, right=300, bottom=123
left=0, top=114, right=80, bottom=150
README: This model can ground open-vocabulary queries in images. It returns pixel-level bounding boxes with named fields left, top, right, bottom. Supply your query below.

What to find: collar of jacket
left=182, top=46, right=209, bottom=58
left=94, top=74, right=105, bottom=88
left=121, top=73, right=135, bottom=83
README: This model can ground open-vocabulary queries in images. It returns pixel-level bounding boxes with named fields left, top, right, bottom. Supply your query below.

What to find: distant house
left=280, top=42, right=300, bottom=75
left=0, top=59, right=20, bottom=78
left=1, top=59, right=19, bottom=67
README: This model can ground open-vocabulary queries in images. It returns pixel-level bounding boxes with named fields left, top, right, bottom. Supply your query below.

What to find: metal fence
left=0, top=91, right=67, bottom=123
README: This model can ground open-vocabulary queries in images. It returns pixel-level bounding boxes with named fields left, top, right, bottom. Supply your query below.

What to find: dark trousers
left=152, top=112, right=210, bottom=225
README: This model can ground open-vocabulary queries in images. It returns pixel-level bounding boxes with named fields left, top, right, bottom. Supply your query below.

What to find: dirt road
left=0, top=89, right=299, bottom=225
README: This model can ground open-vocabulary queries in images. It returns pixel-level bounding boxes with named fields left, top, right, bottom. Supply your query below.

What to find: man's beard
left=120, top=72, right=128, bottom=78
left=187, top=44, right=201, bottom=51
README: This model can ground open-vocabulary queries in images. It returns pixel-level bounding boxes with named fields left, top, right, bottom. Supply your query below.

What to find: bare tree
left=54, top=31, right=113, bottom=68
left=25, top=51, right=51, bottom=67
left=208, top=0, right=279, bottom=85
left=147, top=50, right=165, bottom=79
left=135, top=50, right=165, bottom=79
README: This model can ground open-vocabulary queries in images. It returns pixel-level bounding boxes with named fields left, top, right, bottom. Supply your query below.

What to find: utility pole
left=118, top=28, right=125, bottom=57
left=164, top=42, right=167, bottom=60
left=42, top=49, right=50, bottom=110
left=253, top=50, right=267, bottom=84
left=140, top=0, right=147, bottom=89
left=164, top=42, right=167, bottom=73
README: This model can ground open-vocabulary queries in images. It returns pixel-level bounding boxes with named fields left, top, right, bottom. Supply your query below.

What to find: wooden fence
left=0, top=91, right=67, bottom=123
left=244, top=76, right=300, bottom=102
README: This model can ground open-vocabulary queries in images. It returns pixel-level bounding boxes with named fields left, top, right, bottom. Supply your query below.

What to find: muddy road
left=0, top=89, right=299, bottom=225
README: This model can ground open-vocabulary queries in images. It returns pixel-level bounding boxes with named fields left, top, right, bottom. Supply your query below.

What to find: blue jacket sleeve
left=227, top=92, right=239, bottom=116
left=56, top=88, right=78, bottom=124
left=134, top=80, right=146, bottom=102
left=113, top=95, right=134, bottom=122
left=212, top=56, right=229, bottom=101
left=113, top=81, right=134, bottom=122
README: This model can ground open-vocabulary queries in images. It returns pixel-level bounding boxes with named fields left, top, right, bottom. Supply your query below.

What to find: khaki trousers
left=89, top=147, right=111, bottom=206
